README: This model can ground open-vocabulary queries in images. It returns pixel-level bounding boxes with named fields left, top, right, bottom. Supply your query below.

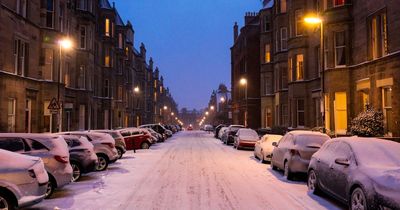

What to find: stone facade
left=0, top=0, right=176, bottom=133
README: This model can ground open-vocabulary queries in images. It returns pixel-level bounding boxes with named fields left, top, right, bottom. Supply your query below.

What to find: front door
left=334, top=92, right=347, bottom=135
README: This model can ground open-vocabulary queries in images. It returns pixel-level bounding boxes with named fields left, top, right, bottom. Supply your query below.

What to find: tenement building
left=233, top=0, right=400, bottom=136
left=0, top=0, right=175, bottom=133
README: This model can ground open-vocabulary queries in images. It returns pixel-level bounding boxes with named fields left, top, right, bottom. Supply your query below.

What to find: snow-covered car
left=118, top=128, right=152, bottom=150
left=0, top=149, right=48, bottom=209
left=254, top=134, right=282, bottom=163
left=214, top=124, right=227, bottom=139
left=140, top=124, right=170, bottom=139
left=204, top=125, right=214, bottom=132
left=218, top=127, right=228, bottom=140
left=90, top=130, right=127, bottom=159
left=308, top=137, right=400, bottom=210
left=145, top=128, right=164, bottom=142
left=270, top=131, right=330, bottom=180
left=59, top=132, right=119, bottom=171
left=0, top=133, right=72, bottom=198
left=60, top=135, right=98, bottom=182
left=138, top=128, right=157, bottom=144
left=222, top=125, right=245, bottom=145
left=233, top=128, right=260, bottom=150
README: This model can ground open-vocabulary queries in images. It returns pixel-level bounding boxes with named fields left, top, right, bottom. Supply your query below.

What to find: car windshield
left=352, top=140, right=400, bottom=167
left=295, top=135, right=329, bottom=148
left=239, top=130, right=258, bottom=138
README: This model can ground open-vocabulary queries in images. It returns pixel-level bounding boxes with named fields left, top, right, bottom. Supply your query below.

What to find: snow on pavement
left=28, top=131, right=345, bottom=210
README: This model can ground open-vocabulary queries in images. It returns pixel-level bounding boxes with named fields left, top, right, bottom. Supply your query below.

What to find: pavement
left=28, top=131, right=345, bottom=210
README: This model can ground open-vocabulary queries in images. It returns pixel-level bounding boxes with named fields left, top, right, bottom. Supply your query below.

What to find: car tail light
left=102, top=143, right=115, bottom=148
left=54, top=155, right=69, bottom=163
left=290, top=149, right=300, bottom=156
left=28, top=169, right=36, bottom=178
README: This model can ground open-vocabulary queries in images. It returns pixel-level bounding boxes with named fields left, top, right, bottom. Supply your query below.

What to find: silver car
left=90, top=130, right=127, bottom=159
left=60, top=135, right=98, bottom=182
left=59, top=132, right=119, bottom=171
left=0, top=134, right=72, bottom=198
left=0, top=149, right=49, bottom=209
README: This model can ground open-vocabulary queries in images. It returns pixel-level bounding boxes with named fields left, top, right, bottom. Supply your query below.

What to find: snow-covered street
left=28, top=131, right=345, bottom=210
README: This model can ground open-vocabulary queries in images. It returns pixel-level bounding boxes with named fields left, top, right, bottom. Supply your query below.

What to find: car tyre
left=116, top=147, right=124, bottom=159
left=141, top=142, right=150, bottom=149
left=307, top=170, right=321, bottom=195
left=270, top=157, right=278, bottom=170
left=284, top=161, right=293, bottom=180
left=350, top=187, right=368, bottom=210
left=71, top=161, right=82, bottom=182
left=0, top=191, right=15, bottom=210
left=96, top=154, right=109, bottom=171
left=45, top=175, right=56, bottom=199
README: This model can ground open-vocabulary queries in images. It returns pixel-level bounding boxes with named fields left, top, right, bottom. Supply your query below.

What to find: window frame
left=334, top=31, right=346, bottom=67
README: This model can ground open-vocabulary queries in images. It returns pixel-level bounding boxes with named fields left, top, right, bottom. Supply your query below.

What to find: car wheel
left=270, top=157, right=278, bottom=170
left=261, top=153, right=266, bottom=164
left=307, top=170, right=320, bottom=194
left=284, top=161, right=293, bottom=180
left=96, top=154, right=109, bottom=171
left=117, top=148, right=123, bottom=159
left=141, top=142, right=150, bottom=149
left=0, top=192, right=14, bottom=210
left=71, top=162, right=82, bottom=182
left=351, top=188, right=368, bottom=210
left=45, top=175, right=56, bottom=199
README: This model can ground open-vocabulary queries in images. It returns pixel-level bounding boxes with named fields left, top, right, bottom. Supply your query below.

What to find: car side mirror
left=272, top=142, right=278, bottom=147
left=335, top=158, right=350, bottom=166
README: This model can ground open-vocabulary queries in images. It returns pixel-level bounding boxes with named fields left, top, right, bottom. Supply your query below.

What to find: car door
left=314, top=142, right=337, bottom=191
left=273, top=135, right=288, bottom=169
left=328, top=142, right=354, bottom=200
left=23, top=138, right=51, bottom=162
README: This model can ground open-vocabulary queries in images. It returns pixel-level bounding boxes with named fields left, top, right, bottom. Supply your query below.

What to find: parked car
left=90, top=130, right=127, bottom=159
left=233, top=128, right=260, bottom=150
left=59, top=132, right=119, bottom=171
left=308, top=137, right=400, bottom=210
left=145, top=128, right=164, bottom=142
left=214, top=124, right=227, bottom=138
left=0, top=133, right=72, bottom=198
left=204, top=125, right=214, bottom=132
left=60, top=135, right=98, bottom=182
left=218, top=127, right=228, bottom=140
left=254, top=134, right=282, bottom=163
left=222, top=125, right=245, bottom=145
left=140, top=124, right=171, bottom=139
left=118, top=128, right=152, bottom=150
left=0, top=149, right=48, bottom=209
left=138, top=128, right=157, bottom=144
left=270, top=131, right=330, bottom=180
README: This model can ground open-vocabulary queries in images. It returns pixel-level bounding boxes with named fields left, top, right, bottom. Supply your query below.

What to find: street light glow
left=240, top=78, right=247, bottom=86
left=304, top=16, right=322, bottom=24
left=220, top=97, right=226, bottom=103
left=210, top=106, right=215, bottom=110
left=171, top=112, right=175, bottom=116
left=59, top=39, right=73, bottom=49
left=205, top=111, right=209, bottom=116
left=163, top=106, right=168, bottom=110
left=134, top=86, right=140, bottom=93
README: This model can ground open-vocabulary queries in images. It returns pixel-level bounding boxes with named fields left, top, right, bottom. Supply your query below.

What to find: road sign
left=48, top=98, right=61, bottom=111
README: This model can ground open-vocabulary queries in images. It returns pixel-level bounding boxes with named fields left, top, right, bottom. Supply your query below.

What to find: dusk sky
left=114, top=0, right=262, bottom=110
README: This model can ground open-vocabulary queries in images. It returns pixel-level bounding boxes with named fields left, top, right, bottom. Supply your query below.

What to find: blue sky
left=114, top=0, right=262, bottom=110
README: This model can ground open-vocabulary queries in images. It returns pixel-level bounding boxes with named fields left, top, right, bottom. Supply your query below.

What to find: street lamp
left=171, top=112, right=175, bottom=116
left=56, top=38, right=73, bottom=132
left=240, top=78, right=248, bottom=127
left=205, top=111, right=209, bottom=116
left=304, top=14, right=326, bottom=133
left=210, top=106, right=215, bottom=111
left=134, top=86, right=140, bottom=93
left=220, top=97, right=226, bottom=103
left=163, top=106, right=168, bottom=110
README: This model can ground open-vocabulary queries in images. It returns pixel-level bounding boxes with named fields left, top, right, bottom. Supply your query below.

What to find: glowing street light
left=239, top=78, right=247, bottom=86
left=171, top=112, right=175, bottom=116
left=304, top=16, right=322, bottom=24
left=59, top=39, right=73, bottom=50
left=134, top=86, right=140, bottom=93
left=163, top=106, right=168, bottom=110
left=220, top=97, right=226, bottom=103
left=210, top=106, right=215, bottom=111
left=205, top=111, right=209, bottom=116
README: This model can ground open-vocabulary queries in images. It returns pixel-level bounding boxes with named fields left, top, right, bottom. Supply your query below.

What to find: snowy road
left=28, top=131, right=345, bottom=210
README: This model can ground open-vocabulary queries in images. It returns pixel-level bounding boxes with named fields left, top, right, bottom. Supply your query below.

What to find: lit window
left=370, top=12, right=388, bottom=60
left=334, top=31, right=346, bottom=66
left=105, top=18, right=110, bottom=36
left=280, top=0, right=287, bottom=13
left=296, top=54, right=304, bottom=80
left=265, top=44, right=271, bottom=63
left=382, top=87, right=393, bottom=135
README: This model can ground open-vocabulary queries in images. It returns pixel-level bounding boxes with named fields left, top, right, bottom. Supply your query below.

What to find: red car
left=117, top=128, right=152, bottom=150
left=187, top=125, right=193, bottom=131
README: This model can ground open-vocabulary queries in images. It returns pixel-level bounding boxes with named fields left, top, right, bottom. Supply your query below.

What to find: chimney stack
left=233, top=22, right=238, bottom=43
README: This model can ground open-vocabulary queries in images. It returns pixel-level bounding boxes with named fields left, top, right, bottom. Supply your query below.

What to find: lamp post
left=239, top=78, right=248, bottom=127
left=304, top=15, right=326, bottom=133
left=57, top=38, right=72, bottom=132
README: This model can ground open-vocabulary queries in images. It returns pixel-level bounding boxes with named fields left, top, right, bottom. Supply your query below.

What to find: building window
left=104, top=48, right=111, bottom=67
left=118, top=86, right=123, bottom=100
left=359, top=91, right=369, bottom=111
left=370, top=12, right=388, bottom=60
left=280, top=27, right=288, bottom=50
left=334, top=0, right=345, bottom=7
left=8, top=99, right=16, bottom=132
left=78, top=65, right=86, bottom=89
left=281, top=104, right=288, bottom=126
left=46, top=0, right=54, bottom=28
left=265, top=44, right=271, bottom=63
left=79, top=26, right=86, bottom=49
left=264, top=73, right=272, bottom=95
left=43, top=48, right=53, bottom=80
left=105, top=18, right=111, bottom=37
left=59, top=4, right=65, bottom=32
left=279, top=0, right=287, bottom=13
left=14, top=39, right=28, bottom=76
left=104, top=79, right=110, bottom=98
left=295, top=10, right=304, bottom=36
left=297, top=99, right=305, bottom=127
left=314, top=98, right=321, bottom=127
left=16, top=0, right=27, bottom=18
left=264, top=15, right=271, bottom=32
left=118, top=33, right=123, bottom=49
left=281, top=67, right=288, bottom=89
left=296, top=54, right=304, bottom=80
left=324, top=37, right=328, bottom=69
left=77, top=0, right=92, bottom=11
left=275, top=30, right=280, bottom=52
left=382, top=87, right=393, bottom=135
left=64, top=62, right=70, bottom=87
left=334, top=31, right=346, bottom=67
left=288, top=58, right=293, bottom=82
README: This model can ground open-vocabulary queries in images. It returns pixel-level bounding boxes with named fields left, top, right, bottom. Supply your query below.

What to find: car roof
left=0, top=133, right=60, bottom=139
left=288, top=130, right=328, bottom=137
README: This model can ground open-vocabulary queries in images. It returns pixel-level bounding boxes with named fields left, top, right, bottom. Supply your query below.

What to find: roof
left=99, top=0, right=112, bottom=9
left=115, top=10, right=124, bottom=26
left=263, top=0, right=274, bottom=8
left=332, top=137, right=400, bottom=148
